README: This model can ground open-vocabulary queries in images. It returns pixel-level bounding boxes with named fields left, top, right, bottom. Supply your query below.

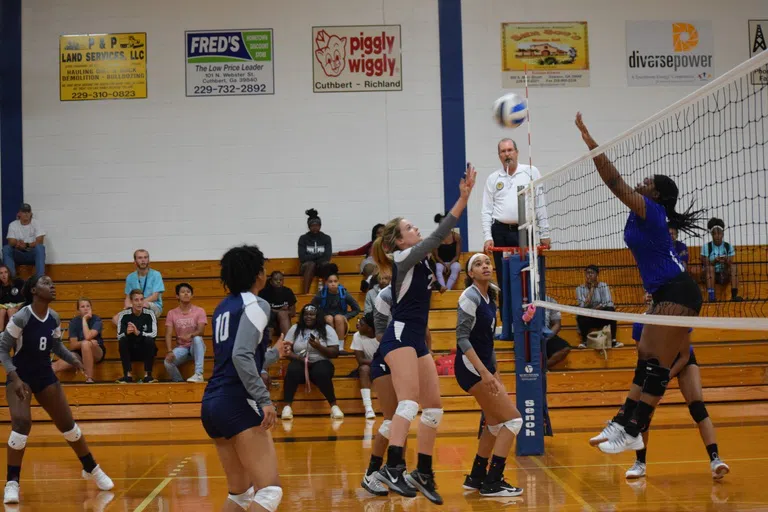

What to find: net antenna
left=520, top=50, right=768, bottom=331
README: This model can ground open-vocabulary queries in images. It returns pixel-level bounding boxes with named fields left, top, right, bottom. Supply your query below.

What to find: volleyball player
left=371, top=166, right=476, bottom=504
left=455, top=253, right=523, bottom=497
left=200, top=245, right=290, bottom=512
left=0, top=275, right=114, bottom=504
left=575, top=113, right=704, bottom=454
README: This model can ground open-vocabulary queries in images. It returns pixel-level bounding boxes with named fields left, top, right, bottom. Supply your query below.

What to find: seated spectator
left=2, top=203, right=46, bottom=278
left=116, top=289, right=158, bottom=383
left=164, top=283, right=207, bottom=383
left=350, top=312, right=379, bottom=420
left=259, top=271, right=297, bottom=337
left=701, top=217, right=742, bottom=302
left=281, top=305, right=343, bottom=420
left=335, top=223, right=385, bottom=292
left=0, top=264, right=24, bottom=332
left=432, top=214, right=462, bottom=293
left=52, top=298, right=105, bottom=383
left=113, top=249, right=165, bottom=325
left=298, top=208, right=332, bottom=294
left=364, top=271, right=391, bottom=314
left=575, top=265, right=622, bottom=349
left=543, top=296, right=571, bottom=369
left=669, top=224, right=689, bottom=270
left=311, top=266, right=361, bottom=349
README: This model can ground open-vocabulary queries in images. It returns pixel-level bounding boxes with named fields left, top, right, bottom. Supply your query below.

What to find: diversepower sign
left=186, top=29, right=274, bottom=97
left=312, top=25, right=402, bottom=93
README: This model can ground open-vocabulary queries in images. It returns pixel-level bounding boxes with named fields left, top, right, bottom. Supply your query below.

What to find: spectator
left=281, top=304, right=343, bottom=420
left=351, top=312, right=379, bottom=420
left=164, top=283, right=207, bottom=383
left=0, top=264, right=24, bottom=332
left=335, top=223, right=385, bottom=292
left=364, top=272, right=391, bottom=314
left=113, top=249, right=165, bottom=325
left=116, top=290, right=158, bottom=383
left=2, top=203, right=46, bottom=278
left=575, top=265, right=622, bottom=349
left=701, top=217, right=742, bottom=302
left=259, top=271, right=297, bottom=337
left=669, top=225, right=689, bottom=270
left=311, top=266, right=361, bottom=349
left=481, top=140, right=551, bottom=303
left=52, top=298, right=105, bottom=383
left=542, top=296, right=571, bottom=369
left=298, top=208, right=332, bottom=294
left=432, top=213, right=463, bottom=293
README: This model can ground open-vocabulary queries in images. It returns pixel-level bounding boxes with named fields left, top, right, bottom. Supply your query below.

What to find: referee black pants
left=491, top=222, right=520, bottom=307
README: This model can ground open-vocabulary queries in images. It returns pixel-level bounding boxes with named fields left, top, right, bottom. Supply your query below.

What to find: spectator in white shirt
left=350, top=312, right=379, bottom=420
left=2, top=203, right=46, bottom=278
left=481, top=139, right=551, bottom=296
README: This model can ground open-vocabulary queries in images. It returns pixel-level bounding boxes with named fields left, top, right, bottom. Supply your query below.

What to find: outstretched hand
left=460, top=163, right=477, bottom=200
left=575, top=112, right=597, bottom=148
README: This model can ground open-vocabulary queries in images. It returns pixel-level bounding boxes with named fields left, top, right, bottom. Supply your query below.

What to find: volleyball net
left=519, top=50, right=768, bottom=333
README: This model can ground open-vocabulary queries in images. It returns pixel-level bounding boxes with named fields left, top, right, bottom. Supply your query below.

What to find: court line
left=106, top=454, right=167, bottom=512
left=133, top=456, right=191, bottom=512
left=530, top=456, right=596, bottom=511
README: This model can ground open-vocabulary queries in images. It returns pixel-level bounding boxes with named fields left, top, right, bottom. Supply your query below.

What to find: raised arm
left=575, top=113, right=646, bottom=219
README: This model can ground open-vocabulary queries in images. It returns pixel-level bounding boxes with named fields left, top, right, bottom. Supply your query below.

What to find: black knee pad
left=688, top=400, right=709, bottom=423
left=632, top=359, right=647, bottom=387
left=641, top=358, right=670, bottom=397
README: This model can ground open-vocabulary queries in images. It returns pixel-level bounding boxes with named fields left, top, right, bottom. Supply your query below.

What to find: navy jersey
left=624, top=197, right=684, bottom=292
left=456, top=285, right=497, bottom=370
left=203, top=292, right=273, bottom=405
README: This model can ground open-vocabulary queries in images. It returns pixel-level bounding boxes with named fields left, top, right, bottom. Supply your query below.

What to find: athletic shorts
left=672, top=349, right=698, bottom=371
left=652, top=272, right=703, bottom=314
left=545, top=335, right=571, bottom=360
left=72, top=342, right=107, bottom=364
left=378, top=321, right=430, bottom=359
left=370, top=350, right=391, bottom=381
left=201, top=395, right=264, bottom=440
left=12, top=366, right=59, bottom=394
left=454, top=352, right=495, bottom=393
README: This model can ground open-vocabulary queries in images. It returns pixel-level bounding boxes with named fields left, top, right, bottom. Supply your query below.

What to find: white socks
left=361, top=388, right=372, bottom=408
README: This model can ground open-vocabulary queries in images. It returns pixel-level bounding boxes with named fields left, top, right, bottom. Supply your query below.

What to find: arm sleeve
left=232, top=301, right=272, bottom=406
left=600, top=283, right=614, bottom=308
left=700, top=243, right=710, bottom=258
left=323, top=234, right=333, bottom=261
left=92, top=316, right=103, bottom=335
left=481, top=174, right=495, bottom=242
left=6, top=222, right=19, bottom=241
left=297, top=235, right=308, bottom=262
left=373, top=289, right=392, bottom=337
left=155, top=272, right=165, bottom=293
left=323, top=325, right=340, bottom=347
left=396, top=213, right=458, bottom=271
left=0, top=310, right=27, bottom=373
left=116, top=310, right=129, bottom=339
left=144, top=311, right=158, bottom=338
left=728, top=243, right=736, bottom=257
left=344, top=293, right=361, bottom=320
left=456, top=290, right=479, bottom=354
left=263, top=346, right=279, bottom=368
left=364, top=290, right=375, bottom=314
left=576, top=285, right=587, bottom=308
left=531, top=167, right=551, bottom=240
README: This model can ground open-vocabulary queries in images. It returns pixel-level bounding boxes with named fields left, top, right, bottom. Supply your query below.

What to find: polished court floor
left=3, top=406, right=768, bottom=511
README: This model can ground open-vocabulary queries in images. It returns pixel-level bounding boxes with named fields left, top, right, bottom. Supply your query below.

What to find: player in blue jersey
left=200, top=245, right=289, bottom=512
left=576, top=113, right=704, bottom=455
left=0, top=275, right=114, bottom=505
left=371, top=166, right=477, bottom=504
left=455, top=253, right=524, bottom=498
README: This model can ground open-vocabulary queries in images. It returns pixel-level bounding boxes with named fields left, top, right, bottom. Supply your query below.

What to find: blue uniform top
left=456, top=285, right=498, bottom=371
left=203, top=292, right=275, bottom=406
left=624, top=197, right=685, bottom=292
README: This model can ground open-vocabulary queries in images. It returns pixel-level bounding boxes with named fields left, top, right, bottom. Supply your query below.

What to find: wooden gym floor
left=3, top=404, right=768, bottom=511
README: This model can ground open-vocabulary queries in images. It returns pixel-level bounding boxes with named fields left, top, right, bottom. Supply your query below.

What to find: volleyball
left=493, top=92, right=528, bottom=129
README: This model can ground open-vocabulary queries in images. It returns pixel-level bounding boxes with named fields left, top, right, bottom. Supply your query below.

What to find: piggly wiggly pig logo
left=315, top=30, right=347, bottom=77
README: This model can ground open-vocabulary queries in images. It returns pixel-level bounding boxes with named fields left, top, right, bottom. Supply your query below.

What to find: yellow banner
left=59, top=33, right=147, bottom=101
left=501, top=22, right=589, bottom=88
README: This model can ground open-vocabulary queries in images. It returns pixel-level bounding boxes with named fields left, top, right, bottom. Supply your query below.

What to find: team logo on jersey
left=496, top=182, right=504, bottom=190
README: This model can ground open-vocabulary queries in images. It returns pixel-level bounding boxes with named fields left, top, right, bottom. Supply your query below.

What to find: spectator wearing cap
left=298, top=208, right=333, bottom=294
left=3, top=203, right=46, bottom=278
left=701, top=217, right=742, bottom=302
left=575, top=265, right=622, bottom=349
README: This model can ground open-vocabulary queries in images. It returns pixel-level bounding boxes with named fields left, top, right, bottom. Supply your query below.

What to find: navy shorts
left=454, top=352, right=495, bottom=393
left=12, top=367, right=59, bottom=395
left=672, top=349, right=698, bottom=372
left=378, top=321, right=430, bottom=359
left=201, top=395, right=264, bottom=440
left=370, top=351, right=391, bottom=381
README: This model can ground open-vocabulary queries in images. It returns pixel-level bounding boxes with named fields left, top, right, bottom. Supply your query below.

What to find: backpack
left=706, top=241, right=731, bottom=259
left=320, top=284, right=347, bottom=312
left=434, top=350, right=456, bottom=376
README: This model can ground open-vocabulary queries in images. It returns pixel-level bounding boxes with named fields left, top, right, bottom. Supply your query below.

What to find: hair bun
left=306, top=208, right=318, bottom=218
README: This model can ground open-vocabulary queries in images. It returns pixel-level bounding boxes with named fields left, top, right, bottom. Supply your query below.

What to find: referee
left=481, top=138, right=551, bottom=295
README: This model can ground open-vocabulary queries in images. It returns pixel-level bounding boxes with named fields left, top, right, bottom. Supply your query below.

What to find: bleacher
left=1, top=249, right=767, bottom=423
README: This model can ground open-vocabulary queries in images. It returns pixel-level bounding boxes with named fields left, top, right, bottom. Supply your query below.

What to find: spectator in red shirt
left=335, top=223, right=384, bottom=292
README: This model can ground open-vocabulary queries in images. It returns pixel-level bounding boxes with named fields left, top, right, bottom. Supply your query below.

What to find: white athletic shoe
left=711, top=458, right=730, bottom=480
left=361, top=472, right=389, bottom=496
left=3, top=481, right=19, bottom=504
left=625, top=461, right=646, bottom=479
left=598, top=430, right=644, bottom=454
left=186, top=373, right=205, bottom=383
left=365, top=406, right=376, bottom=420
left=281, top=405, right=294, bottom=420
left=331, top=405, right=345, bottom=419
left=589, top=420, right=623, bottom=446
left=83, top=465, right=115, bottom=491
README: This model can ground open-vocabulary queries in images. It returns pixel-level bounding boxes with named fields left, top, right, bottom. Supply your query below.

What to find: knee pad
left=487, top=423, right=502, bottom=436
left=395, top=400, right=419, bottom=423
left=227, top=486, right=254, bottom=510
left=420, top=408, right=444, bottom=429
left=378, top=419, right=392, bottom=440
left=62, top=424, right=82, bottom=443
left=688, top=400, right=709, bottom=423
left=253, top=485, right=283, bottom=512
left=502, top=417, right=523, bottom=436
left=641, top=358, right=670, bottom=397
left=8, top=431, right=27, bottom=451
left=632, top=359, right=647, bottom=387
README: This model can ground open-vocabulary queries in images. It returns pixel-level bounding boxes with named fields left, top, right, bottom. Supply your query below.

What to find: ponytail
left=372, top=237, right=392, bottom=276
left=373, top=217, right=404, bottom=277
